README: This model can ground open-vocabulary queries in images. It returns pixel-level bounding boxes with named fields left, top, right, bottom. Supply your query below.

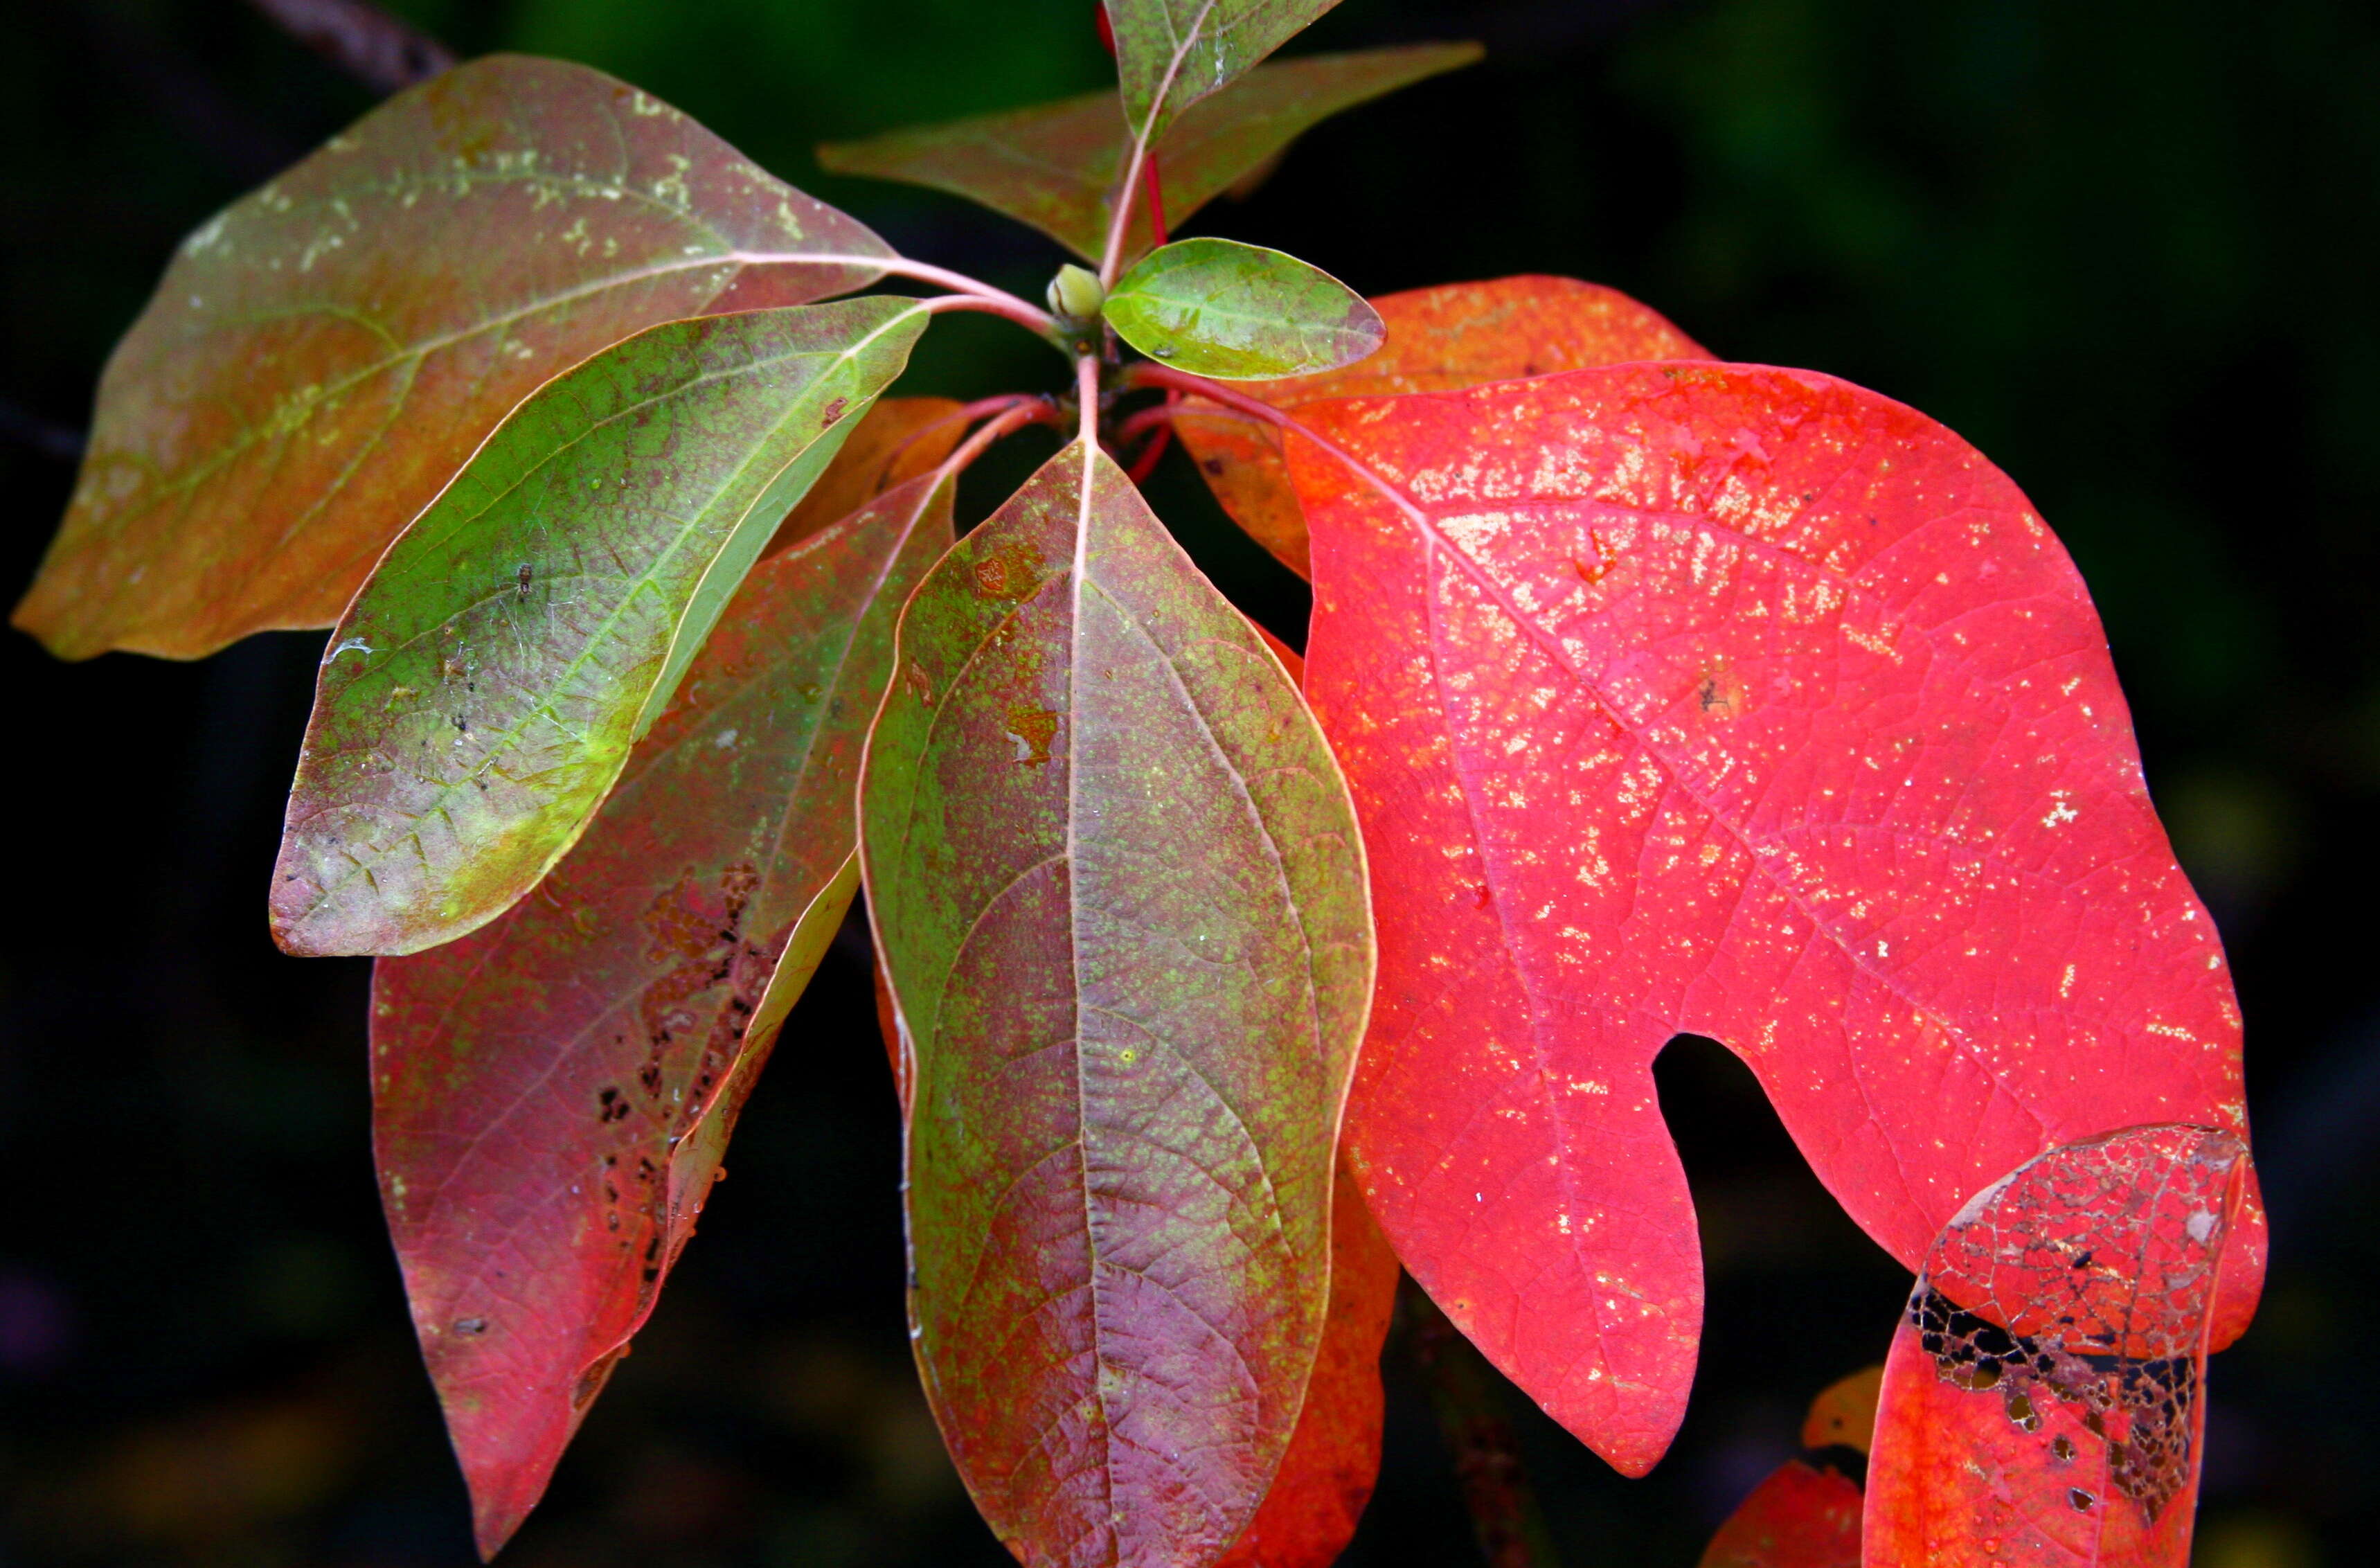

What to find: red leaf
left=859, top=440, right=1374, bottom=1568
left=1276, top=363, right=2260, bottom=1475
left=1701, top=1461, right=1864, bottom=1568
left=1215, top=1153, right=1402, bottom=1568
left=1174, top=276, right=1706, bottom=576
left=1862, top=1125, right=2247, bottom=1567
left=372, top=469, right=954, bottom=1556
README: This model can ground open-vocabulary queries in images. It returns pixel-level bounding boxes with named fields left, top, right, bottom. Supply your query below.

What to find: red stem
left=1125, top=422, right=1173, bottom=484
left=940, top=398, right=1063, bottom=479
left=1143, top=158, right=1170, bottom=249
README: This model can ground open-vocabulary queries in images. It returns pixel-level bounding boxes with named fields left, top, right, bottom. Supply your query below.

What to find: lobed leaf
left=1214, top=1150, right=1402, bottom=1568
left=1278, top=362, right=2261, bottom=1475
left=373, top=463, right=953, bottom=1556
left=1862, top=1126, right=2247, bottom=1567
left=1106, top=238, right=1382, bottom=379
left=1174, top=276, right=1706, bottom=576
left=1108, top=0, right=1343, bottom=141
left=859, top=440, right=1373, bottom=1568
left=817, top=44, right=1480, bottom=265
left=273, top=298, right=927, bottom=958
left=14, top=55, right=897, bottom=662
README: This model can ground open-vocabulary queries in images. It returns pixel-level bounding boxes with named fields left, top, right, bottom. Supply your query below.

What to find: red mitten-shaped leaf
left=859, top=440, right=1373, bottom=1568
left=1173, top=276, right=1704, bottom=576
left=15, top=55, right=893, bottom=661
left=374, top=467, right=954, bottom=1558
left=1215, top=1153, right=1402, bottom=1568
left=1280, top=363, right=2257, bottom=1475
left=1863, top=1125, right=2247, bottom=1567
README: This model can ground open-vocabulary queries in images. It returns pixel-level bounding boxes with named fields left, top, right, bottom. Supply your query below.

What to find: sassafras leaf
left=1107, top=0, right=1343, bottom=141
left=817, top=44, right=1480, bottom=265
left=1174, top=275, right=1706, bottom=575
left=15, top=55, right=895, bottom=661
left=1862, top=1126, right=2247, bottom=1567
left=373, top=464, right=954, bottom=1556
left=1279, top=363, right=2261, bottom=1475
left=1106, top=238, right=1382, bottom=379
left=1215, top=1151, right=1402, bottom=1568
left=273, top=298, right=927, bottom=957
left=860, top=439, right=1372, bottom=1568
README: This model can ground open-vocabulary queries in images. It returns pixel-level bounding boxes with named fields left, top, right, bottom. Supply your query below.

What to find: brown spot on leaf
left=1006, top=706, right=1058, bottom=767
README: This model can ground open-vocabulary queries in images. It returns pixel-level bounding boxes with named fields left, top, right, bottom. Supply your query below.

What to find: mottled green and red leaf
left=375, top=465, right=954, bottom=1556
left=15, top=55, right=893, bottom=661
left=273, top=298, right=925, bottom=957
left=859, top=440, right=1372, bottom=1568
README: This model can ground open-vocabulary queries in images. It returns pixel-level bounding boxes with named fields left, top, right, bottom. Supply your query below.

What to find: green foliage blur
left=1, top=3, right=2372, bottom=1566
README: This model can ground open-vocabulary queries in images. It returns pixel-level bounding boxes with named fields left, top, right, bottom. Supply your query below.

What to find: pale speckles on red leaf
left=1862, top=1125, right=2246, bottom=1567
left=1174, top=276, right=1706, bottom=576
left=373, top=469, right=952, bottom=1557
left=859, top=442, right=1372, bottom=1568
left=1283, top=363, right=2257, bottom=1477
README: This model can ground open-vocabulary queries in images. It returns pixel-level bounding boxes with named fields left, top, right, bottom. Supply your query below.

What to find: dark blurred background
left=1, top=1, right=2372, bottom=1565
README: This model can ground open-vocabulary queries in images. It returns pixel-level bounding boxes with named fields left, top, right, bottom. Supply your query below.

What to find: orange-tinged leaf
left=373, top=467, right=955, bottom=1556
left=1699, top=1461, right=1863, bottom=1568
left=1276, top=363, right=2259, bottom=1476
left=1215, top=1154, right=1401, bottom=1568
left=1174, top=276, right=1706, bottom=575
left=15, top=54, right=894, bottom=662
left=1801, top=1366, right=1884, bottom=1455
left=818, top=45, right=1478, bottom=265
left=767, top=395, right=966, bottom=555
left=1862, top=1125, right=2247, bottom=1567
left=859, top=440, right=1373, bottom=1568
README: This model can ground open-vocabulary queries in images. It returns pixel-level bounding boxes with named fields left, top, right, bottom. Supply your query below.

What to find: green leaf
left=1109, top=0, right=1343, bottom=141
left=1104, top=237, right=1383, bottom=378
left=817, top=43, right=1480, bottom=264
left=11, top=54, right=896, bottom=662
left=859, top=439, right=1373, bottom=1568
left=373, top=467, right=955, bottom=1556
left=271, top=297, right=927, bottom=959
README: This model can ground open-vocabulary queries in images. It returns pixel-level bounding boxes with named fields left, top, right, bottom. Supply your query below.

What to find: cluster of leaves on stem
left=14, top=4, right=2267, bottom=1566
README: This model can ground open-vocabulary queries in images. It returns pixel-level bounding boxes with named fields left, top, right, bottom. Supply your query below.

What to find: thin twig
left=242, top=0, right=454, bottom=95
left=922, top=292, right=1066, bottom=339
left=938, top=398, right=1062, bottom=479
left=1402, top=1279, right=1564, bottom=1568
